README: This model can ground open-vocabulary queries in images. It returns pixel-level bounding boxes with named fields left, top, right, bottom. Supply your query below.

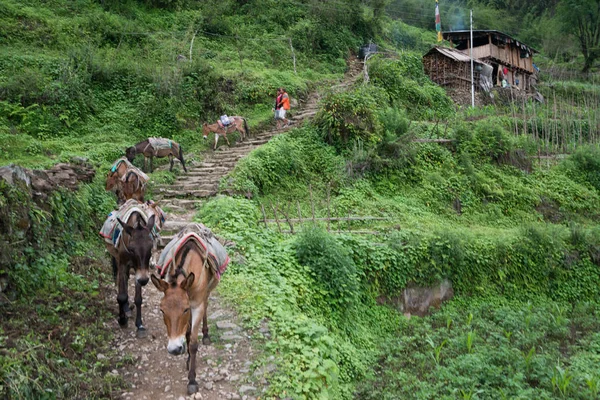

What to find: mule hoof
left=136, top=327, right=148, bottom=339
left=118, top=317, right=128, bottom=327
left=202, top=336, right=211, bottom=345
left=187, top=383, right=198, bottom=395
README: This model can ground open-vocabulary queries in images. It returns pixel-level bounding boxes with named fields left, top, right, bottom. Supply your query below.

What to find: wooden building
left=442, top=30, right=538, bottom=91
left=423, top=46, right=492, bottom=92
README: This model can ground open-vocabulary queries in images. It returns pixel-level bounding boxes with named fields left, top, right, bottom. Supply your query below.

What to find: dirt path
left=110, top=58, right=363, bottom=400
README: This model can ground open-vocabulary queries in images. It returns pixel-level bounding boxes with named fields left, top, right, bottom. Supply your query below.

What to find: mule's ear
left=181, top=272, right=195, bottom=291
left=145, top=215, right=156, bottom=232
left=117, top=218, right=134, bottom=235
left=151, top=274, right=169, bottom=293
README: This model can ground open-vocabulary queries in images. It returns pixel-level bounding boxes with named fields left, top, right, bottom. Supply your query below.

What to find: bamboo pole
left=261, top=203, right=268, bottom=228
left=269, top=201, right=282, bottom=233
left=309, top=184, right=315, bottom=223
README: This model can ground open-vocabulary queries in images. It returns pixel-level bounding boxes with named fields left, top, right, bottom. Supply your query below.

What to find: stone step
left=158, top=199, right=203, bottom=210
left=292, top=111, right=317, bottom=120
left=198, top=162, right=237, bottom=168
left=176, top=176, right=224, bottom=184
left=159, top=235, right=175, bottom=248
left=156, top=189, right=216, bottom=198
left=162, top=220, right=190, bottom=232
left=155, top=180, right=217, bottom=189
left=182, top=167, right=230, bottom=175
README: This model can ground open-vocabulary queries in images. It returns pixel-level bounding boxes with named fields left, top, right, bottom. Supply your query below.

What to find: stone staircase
left=154, top=58, right=364, bottom=246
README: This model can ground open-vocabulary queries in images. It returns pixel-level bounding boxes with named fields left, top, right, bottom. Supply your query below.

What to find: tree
left=557, top=0, right=600, bottom=72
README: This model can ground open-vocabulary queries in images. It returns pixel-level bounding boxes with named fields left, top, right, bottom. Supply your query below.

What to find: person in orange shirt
left=280, top=88, right=291, bottom=127
left=272, top=87, right=291, bottom=129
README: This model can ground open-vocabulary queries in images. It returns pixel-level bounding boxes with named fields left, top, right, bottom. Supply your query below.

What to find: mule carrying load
left=151, top=223, right=229, bottom=395
left=125, top=137, right=187, bottom=173
left=202, top=116, right=249, bottom=150
left=100, top=199, right=166, bottom=337
left=106, top=157, right=149, bottom=204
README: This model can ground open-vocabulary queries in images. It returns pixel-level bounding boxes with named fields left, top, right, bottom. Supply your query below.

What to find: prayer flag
left=435, top=1, right=442, bottom=42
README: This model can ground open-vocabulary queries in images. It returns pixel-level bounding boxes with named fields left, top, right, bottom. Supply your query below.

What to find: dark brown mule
left=121, top=170, right=146, bottom=203
left=126, top=138, right=187, bottom=173
left=151, top=241, right=219, bottom=395
left=202, top=116, right=249, bottom=150
left=105, top=213, right=156, bottom=337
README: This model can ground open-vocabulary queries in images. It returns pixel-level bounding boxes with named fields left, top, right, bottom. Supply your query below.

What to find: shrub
left=294, top=226, right=359, bottom=311
left=562, top=145, right=600, bottom=191
left=368, top=55, right=454, bottom=120
left=314, top=86, right=385, bottom=151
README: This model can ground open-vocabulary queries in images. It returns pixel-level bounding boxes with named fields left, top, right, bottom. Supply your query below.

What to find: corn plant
left=586, top=374, right=599, bottom=399
left=466, top=312, right=473, bottom=327
left=458, top=385, right=483, bottom=400
left=522, top=346, right=536, bottom=375
left=425, top=335, right=447, bottom=366
left=466, top=330, right=476, bottom=353
left=551, top=364, right=573, bottom=398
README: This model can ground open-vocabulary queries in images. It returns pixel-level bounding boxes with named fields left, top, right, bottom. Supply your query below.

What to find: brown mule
left=121, top=170, right=146, bottom=203
left=105, top=158, right=131, bottom=204
left=202, top=116, right=249, bottom=150
left=126, top=138, right=187, bottom=173
left=151, top=225, right=230, bottom=395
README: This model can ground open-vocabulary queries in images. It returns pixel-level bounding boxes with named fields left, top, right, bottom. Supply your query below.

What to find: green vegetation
left=2, top=0, right=600, bottom=399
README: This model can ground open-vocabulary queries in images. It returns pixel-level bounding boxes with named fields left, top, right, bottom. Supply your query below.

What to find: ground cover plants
left=214, top=49, right=600, bottom=398
left=2, top=0, right=600, bottom=399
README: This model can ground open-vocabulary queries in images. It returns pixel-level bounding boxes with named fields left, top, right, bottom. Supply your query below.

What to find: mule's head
left=202, top=123, right=209, bottom=139
left=106, top=171, right=119, bottom=191
left=125, top=146, right=136, bottom=162
left=151, top=273, right=195, bottom=355
left=117, top=214, right=155, bottom=286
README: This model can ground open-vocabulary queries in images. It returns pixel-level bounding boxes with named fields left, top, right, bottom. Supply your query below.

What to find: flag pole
left=470, top=9, right=475, bottom=108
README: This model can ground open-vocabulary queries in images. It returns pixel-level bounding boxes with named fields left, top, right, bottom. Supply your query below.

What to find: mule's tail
left=178, top=143, right=188, bottom=172
left=243, top=118, right=249, bottom=139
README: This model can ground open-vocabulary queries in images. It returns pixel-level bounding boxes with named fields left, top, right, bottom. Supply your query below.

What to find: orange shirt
left=281, top=93, right=290, bottom=110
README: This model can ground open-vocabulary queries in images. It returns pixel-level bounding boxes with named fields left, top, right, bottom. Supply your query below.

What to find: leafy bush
left=314, top=86, right=385, bottom=151
left=294, top=226, right=359, bottom=312
left=562, top=145, right=600, bottom=191
left=368, top=55, right=454, bottom=120
left=225, top=127, right=345, bottom=197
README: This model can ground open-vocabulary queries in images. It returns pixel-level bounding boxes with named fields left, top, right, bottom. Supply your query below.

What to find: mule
left=151, top=224, right=229, bottom=395
left=105, top=157, right=131, bottom=204
left=126, top=138, right=187, bottom=173
left=121, top=170, right=146, bottom=203
left=202, top=116, right=249, bottom=150
left=101, top=201, right=165, bottom=338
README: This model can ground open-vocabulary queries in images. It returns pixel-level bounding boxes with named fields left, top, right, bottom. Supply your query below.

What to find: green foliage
left=0, top=176, right=113, bottom=297
left=225, top=127, right=345, bottom=197
left=294, top=226, right=359, bottom=312
left=454, top=119, right=514, bottom=163
left=356, top=298, right=600, bottom=400
left=368, top=55, right=455, bottom=120
left=562, top=145, right=600, bottom=191
left=314, top=86, right=385, bottom=151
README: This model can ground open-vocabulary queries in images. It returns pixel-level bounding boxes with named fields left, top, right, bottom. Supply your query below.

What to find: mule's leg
left=186, top=308, right=202, bottom=395
left=134, top=281, right=148, bottom=338
left=150, top=154, right=154, bottom=173
left=111, top=256, right=118, bottom=283
left=214, top=134, right=219, bottom=150
left=225, top=134, right=230, bottom=147
left=169, top=154, right=174, bottom=171
left=185, top=325, right=192, bottom=371
left=201, top=303, right=211, bottom=345
left=116, top=261, right=129, bottom=326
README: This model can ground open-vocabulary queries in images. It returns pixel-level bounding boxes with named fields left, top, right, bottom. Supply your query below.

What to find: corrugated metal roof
left=432, top=46, right=472, bottom=63
left=425, top=46, right=489, bottom=66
